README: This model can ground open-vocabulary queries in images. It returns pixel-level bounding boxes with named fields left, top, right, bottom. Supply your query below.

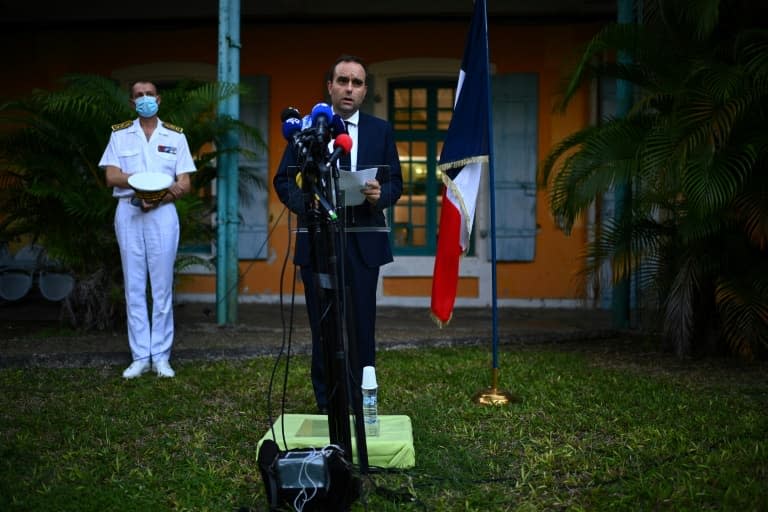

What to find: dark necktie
left=341, top=120, right=354, bottom=171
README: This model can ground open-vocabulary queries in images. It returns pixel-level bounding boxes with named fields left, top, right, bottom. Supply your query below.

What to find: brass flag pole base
left=472, top=368, right=518, bottom=405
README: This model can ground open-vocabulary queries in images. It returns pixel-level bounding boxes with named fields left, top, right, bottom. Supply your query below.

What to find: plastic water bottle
left=361, top=366, right=380, bottom=437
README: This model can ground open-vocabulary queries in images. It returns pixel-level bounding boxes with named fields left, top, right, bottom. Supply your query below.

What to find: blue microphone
left=310, top=102, right=333, bottom=141
left=281, top=117, right=301, bottom=142
left=282, top=116, right=309, bottom=160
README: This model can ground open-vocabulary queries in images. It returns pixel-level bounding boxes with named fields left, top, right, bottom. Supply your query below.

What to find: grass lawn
left=1, top=341, right=766, bottom=511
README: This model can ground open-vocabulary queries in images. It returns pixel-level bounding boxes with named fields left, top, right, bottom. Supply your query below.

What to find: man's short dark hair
left=129, top=80, right=158, bottom=98
left=327, top=55, right=368, bottom=83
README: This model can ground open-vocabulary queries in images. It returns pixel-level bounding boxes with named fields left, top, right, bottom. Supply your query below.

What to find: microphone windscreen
left=333, top=133, right=353, bottom=154
left=280, top=107, right=301, bottom=122
left=310, top=102, right=333, bottom=126
left=330, top=114, right=347, bottom=136
left=281, top=117, right=301, bottom=141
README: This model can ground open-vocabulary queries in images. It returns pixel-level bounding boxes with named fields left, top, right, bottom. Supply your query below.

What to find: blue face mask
left=134, top=95, right=159, bottom=118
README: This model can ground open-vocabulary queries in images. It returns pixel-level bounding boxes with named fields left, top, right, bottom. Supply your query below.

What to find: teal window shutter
left=238, top=75, right=269, bottom=260
left=491, top=73, right=538, bottom=261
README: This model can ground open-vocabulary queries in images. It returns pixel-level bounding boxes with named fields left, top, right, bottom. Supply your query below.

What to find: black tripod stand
left=293, top=136, right=370, bottom=511
left=302, top=148, right=370, bottom=463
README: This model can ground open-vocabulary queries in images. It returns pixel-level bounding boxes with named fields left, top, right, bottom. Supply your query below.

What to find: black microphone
left=280, top=106, right=301, bottom=123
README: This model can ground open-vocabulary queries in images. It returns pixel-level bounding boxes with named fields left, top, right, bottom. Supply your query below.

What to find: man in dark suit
left=273, top=54, right=402, bottom=412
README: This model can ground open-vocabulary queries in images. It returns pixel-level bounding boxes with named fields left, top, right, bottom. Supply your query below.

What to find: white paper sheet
left=339, top=167, right=378, bottom=206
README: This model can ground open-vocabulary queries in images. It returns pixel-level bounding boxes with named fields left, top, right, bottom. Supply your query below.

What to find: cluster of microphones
left=281, top=102, right=353, bottom=169
left=282, top=103, right=354, bottom=221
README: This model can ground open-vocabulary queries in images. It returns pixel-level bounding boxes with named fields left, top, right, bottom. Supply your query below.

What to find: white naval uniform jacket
left=98, top=118, right=196, bottom=193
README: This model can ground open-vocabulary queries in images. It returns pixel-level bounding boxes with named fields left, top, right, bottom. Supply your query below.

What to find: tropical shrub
left=0, top=74, right=262, bottom=330
left=541, top=0, right=768, bottom=358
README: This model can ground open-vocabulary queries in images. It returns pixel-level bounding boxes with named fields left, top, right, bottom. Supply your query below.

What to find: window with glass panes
left=389, top=81, right=455, bottom=255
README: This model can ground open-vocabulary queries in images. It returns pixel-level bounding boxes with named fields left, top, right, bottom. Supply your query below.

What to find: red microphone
left=329, top=133, right=353, bottom=168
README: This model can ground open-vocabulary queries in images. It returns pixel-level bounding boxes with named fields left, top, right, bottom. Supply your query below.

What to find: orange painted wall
left=488, top=23, right=592, bottom=300
left=382, top=276, right=478, bottom=298
left=1, top=18, right=600, bottom=301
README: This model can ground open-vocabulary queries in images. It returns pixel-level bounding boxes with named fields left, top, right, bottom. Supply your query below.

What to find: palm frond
left=663, top=251, right=702, bottom=356
left=683, top=143, right=756, bottom=213
left=731, top=180, right=768, bottom=251
left=543, top=117, right=647, bottom=232
left=735, top=29, right=768, bottom=90
left=659, top=0, right=720, bottom=41
left=715, top=272, right=768, bottom=358
left=555, top=22, right=647, bottom=111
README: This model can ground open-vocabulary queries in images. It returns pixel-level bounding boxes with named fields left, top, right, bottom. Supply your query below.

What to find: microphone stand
left=301, top=141, right=369, bottom=486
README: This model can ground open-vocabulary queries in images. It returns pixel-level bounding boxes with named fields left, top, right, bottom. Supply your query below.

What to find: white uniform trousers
left=115, top=199, right=179, bottom=363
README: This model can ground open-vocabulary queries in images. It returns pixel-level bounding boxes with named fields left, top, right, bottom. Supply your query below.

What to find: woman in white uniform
left=99, top=80, right=196, bottom=379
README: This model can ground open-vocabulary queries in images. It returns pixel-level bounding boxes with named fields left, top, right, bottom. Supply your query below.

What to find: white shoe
left=153, top=360, right=175, bottom=378
left=122, top=360, right=150, bottom=379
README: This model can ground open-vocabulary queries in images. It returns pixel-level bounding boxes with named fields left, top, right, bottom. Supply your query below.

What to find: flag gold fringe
left=430, top=310, right=452, bottom=328
left=436, top=155, right=488, bottom=172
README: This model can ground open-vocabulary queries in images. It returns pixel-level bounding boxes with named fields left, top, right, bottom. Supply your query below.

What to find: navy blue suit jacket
left=273, top=112, right=403, bottom=268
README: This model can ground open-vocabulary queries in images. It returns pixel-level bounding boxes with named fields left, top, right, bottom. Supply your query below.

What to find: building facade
left=1, top=2, right=616, bottom=310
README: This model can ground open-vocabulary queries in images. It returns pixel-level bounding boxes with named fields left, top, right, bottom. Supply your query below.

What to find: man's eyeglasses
left=335, top=76, right=365, bottom=88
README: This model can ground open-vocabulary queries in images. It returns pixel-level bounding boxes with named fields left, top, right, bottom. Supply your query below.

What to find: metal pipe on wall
left=611, top=0, right=634, bottom=329
left=216, top=0, right=241, bottom=324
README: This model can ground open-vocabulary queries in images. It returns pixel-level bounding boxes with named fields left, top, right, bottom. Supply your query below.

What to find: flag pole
left=472, top=0, right=517, bottom=406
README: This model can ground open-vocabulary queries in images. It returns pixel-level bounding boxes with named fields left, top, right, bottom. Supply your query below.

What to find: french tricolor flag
left=431, top=0, right=491, bottom=326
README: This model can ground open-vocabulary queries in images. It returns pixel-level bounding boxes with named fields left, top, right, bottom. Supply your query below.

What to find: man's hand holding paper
left=361, top=179, right=381, bottom=204
left=339, top=167, right=379, bottom=205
